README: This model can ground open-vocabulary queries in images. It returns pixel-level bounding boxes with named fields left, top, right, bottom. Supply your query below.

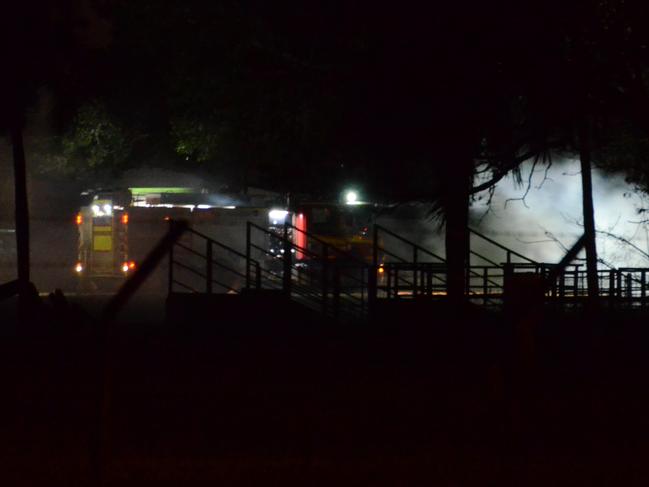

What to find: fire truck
left=75, top=186, right=383, bottom=292
left=265, top=199, right=384, bottom=277
left=74, top=187, right=269, bottom=291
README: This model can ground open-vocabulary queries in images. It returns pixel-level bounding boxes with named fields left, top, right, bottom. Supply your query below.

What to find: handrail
left=186, top=226, right=252, bottom=261
left=246, top=220, right=369, bottom=321
left=171, top=279, right=199, bottom=293
left=249, top=240, right=371, bottom=289
left=170, top=222, right=260, bottom=295
left=249, top=222, right=370, bottom=286
left=175, top=230, right=261, bottom=274
left=469, top=227, right=538, bottom=264
left=172, top=259, right=208, bottom=280
left=250, top=221, right=371, bottom=268
left=470, top=250, right=499, bottom=266
left=374, top=224, right=445, bottom=262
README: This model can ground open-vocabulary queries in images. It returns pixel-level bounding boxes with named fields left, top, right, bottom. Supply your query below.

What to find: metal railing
left=469, top=228, right=539, bottom=265
left=373, top=224, right=507, bottom=305
left=169, top=225, right=261, bottom=295
left=373, top=224, right=446, bottom=299
left=167, top=220, right=649, bottom=314
left=246, top=221, right=370, bottom=321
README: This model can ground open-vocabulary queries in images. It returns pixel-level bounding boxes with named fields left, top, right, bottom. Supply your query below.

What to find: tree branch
left=470, top=149, right=537, bottom=194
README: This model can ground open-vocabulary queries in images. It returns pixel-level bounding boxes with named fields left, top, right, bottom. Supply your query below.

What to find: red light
left=128, top=261, right=136, bottom=270
left=296, top=213, right=307, bottom=260
left=121, top=213, right=129, bottom=224
left=76, top=213, right=82, bottom=225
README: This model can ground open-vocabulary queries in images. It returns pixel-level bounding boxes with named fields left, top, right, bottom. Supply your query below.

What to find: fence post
left=482, top=267, right=488, bottom=301
left=372, top=225, right=378, bottom=268
left=168, top=232, right=174, bottom=294
left=333, top=264, right=341, bottom=321
left=642, top=271, right=647, bottom=307
left=617, top=270, right=622, bottom=299
left=413, top=247, right=418, bottom=297
left=282, top=222, right=292, bottom=295
left=205, top=240, right=213, bottom=294
left=322, top=245, right=329, bottom=316
left=626, top=273, right=632, bottom=298
left=367, top=261, right=377, bottom=317
left=255, top=261, right=261, bottom=290
left=609, top=269, right=615, bottom=307
left=549, top=266, right=557, bottom=298
left=394, top=266, right=399, bottom=299
left=245, top=222, right=251, bottom=290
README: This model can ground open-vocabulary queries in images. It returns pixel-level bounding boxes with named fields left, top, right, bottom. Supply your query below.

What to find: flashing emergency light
left=378, top=264, right=385, bottom=274
left=345, top=190, right=359, bottom=205
left=76, top=213, right=83, bottom=225
left=121, top=213, right=129, bottom=224
left=74, top=262, right=83, bottom=273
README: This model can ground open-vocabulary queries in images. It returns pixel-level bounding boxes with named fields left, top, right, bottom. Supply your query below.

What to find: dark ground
left=1, top=296, right=649, bottom=486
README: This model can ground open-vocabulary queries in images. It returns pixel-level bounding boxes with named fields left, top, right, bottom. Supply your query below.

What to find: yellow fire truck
left=74, top=187, right=269, bottom=291
left=75, top=189, right=133, bottom=281
left=291, top=202, right=377, bottom=263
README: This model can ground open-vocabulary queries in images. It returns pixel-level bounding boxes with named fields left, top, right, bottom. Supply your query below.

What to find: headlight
left=91, top=202, right=113, bottom=217
left=268, top=209, right=289, bottom=222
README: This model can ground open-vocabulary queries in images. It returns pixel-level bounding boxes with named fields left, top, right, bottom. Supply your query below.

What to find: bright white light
left=103, top=204, right=112, bottom=215
left=74, top=263, right=83, bottom=273
left=91, top=204, right=100, bottom=216
left=345, top=190, right=358, bottom=205
left=269, top=209, right=289, bottom=222
left=122, top=263, right=129, bottom=273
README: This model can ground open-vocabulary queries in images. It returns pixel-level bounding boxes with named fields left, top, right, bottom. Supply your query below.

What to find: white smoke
left=471, top=158, right=649, bottom=269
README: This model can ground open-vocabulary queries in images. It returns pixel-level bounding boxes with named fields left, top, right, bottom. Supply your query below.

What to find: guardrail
left=167, top=220, right=649, bottom=315
left=246, top=221, right=370, bottom=321
left=373, top=224, right=507, bottom=305
left=169, top=225, right=261, bottom=295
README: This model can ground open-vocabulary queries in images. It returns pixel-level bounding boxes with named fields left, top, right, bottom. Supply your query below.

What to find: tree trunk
left=444, top=160, right=472, bottom=305
left=11, top=125, right=30, bottom=289
left=578, top=120, right=599, bottom=301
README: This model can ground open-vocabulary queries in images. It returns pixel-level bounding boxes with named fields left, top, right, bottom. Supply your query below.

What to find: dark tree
left=0, top=1, right=110, bottom=295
